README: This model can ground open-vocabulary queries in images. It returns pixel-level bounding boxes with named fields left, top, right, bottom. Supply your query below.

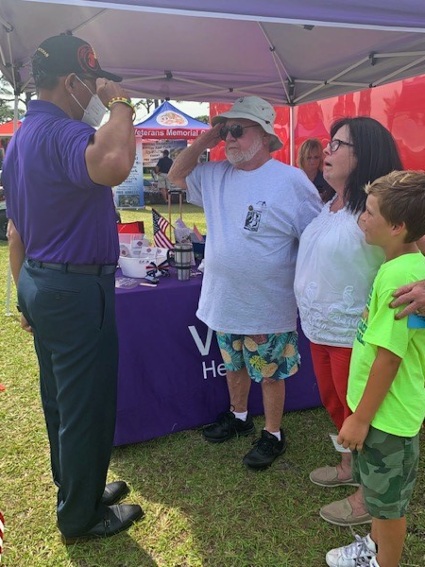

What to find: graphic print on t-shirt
left=356, top=286, right=372, bottom=345
left=244, top=201, right=267, bottom=232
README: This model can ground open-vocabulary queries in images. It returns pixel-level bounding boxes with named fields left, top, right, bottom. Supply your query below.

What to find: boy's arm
left=337, top=346, right=401, bottom=451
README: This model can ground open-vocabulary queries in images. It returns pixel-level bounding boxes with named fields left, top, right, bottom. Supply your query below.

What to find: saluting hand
left=199, top=123, right=224, bottom=150
left=96, top=78, right=131, bottom=109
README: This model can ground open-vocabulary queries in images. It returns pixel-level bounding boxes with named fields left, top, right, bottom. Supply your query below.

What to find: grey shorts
left=157, top=173, right=171, bottom=190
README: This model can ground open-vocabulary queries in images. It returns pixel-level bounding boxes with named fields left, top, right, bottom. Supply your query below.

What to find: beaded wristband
left=107, top=97, right=136, bottom=119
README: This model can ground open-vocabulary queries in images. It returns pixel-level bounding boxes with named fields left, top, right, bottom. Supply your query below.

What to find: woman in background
left=294, top=117, right=402, bottom=527
left=297, top=137, right=335, bottom=202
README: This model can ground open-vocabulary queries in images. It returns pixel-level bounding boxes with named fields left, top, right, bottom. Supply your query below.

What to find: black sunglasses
left=219, top=124, right=260, bottom=141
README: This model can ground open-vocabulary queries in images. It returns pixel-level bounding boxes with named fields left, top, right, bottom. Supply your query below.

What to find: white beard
left=226, top=136, right=263, bottom=166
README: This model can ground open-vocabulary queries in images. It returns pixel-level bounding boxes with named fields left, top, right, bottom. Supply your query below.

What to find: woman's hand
left=391, top=279, right=425, bottom=318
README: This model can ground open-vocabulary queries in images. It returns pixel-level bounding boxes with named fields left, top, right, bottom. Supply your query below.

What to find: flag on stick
left=152, top=209, right=174, bottom=249
left=192, top=224, right=205, bottom=243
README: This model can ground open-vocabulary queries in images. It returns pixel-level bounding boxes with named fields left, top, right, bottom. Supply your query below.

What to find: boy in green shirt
left=326, top=171, right=425, bottom=567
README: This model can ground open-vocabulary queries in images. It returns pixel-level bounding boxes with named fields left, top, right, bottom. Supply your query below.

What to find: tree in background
left=0, top=74, right=27, bottom=122
left=0, top=76, right=16, bottom=122
left=134, top=98, right=157, bottom=115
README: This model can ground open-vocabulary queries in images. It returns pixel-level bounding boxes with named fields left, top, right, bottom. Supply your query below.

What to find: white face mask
left=71, top=76, right=107, bottom=128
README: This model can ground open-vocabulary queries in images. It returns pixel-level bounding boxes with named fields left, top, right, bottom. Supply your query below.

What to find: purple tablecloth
left=113, top=269, right=321, bottom=446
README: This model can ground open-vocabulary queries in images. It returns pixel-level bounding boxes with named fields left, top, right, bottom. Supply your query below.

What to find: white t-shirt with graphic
left=186, top=159, right=322, bottom=334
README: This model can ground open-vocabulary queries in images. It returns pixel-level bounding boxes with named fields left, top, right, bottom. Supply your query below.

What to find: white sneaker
left=326, top=533, right=377, bottom=567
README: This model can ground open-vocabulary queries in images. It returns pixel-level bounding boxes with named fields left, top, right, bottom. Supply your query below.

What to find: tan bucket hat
left=211, top=96, right=283, bottom=152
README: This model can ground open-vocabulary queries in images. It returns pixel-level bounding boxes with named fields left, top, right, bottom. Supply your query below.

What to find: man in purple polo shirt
left=3, top=35, right=143, bottom=544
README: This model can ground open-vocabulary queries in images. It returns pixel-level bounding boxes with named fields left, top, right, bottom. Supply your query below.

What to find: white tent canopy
left=1, top=0, right=425, bottom=105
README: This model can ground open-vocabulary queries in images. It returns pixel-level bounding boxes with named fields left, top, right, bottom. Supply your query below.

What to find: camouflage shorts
left=215, top=331, right=299, bottom=382
left=352, top=426, right=420, bottom=519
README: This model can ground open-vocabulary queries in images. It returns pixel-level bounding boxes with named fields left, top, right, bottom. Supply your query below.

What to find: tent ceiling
left=1, top=0, right=425, bottom=105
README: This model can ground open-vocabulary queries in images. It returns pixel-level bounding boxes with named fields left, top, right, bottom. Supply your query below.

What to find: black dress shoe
left=62, top=503, right=144, bottom=545
left=101, top=480, right=130, bottom=506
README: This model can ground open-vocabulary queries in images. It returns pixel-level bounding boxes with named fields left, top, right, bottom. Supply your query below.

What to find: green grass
left=0, top=209, right=424, bottom=566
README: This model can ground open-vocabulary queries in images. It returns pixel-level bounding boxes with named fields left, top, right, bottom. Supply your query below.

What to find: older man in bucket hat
left=169, top=96, right=322, bottom=469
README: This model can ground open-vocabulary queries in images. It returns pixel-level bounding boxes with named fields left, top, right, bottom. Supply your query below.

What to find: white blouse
left=294, top=199, right=385, bottom=347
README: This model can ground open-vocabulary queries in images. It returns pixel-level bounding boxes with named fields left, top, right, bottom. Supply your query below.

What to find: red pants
left=310, top=342, right=352, bottom=431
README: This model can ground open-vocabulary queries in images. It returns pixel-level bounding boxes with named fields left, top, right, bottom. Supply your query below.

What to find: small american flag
left=152, top=209, right=173, bottom=249
left=0, top=510, right=4, bottom=564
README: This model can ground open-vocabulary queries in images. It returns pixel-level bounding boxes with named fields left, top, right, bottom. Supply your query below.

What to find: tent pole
left=167, top=191, right=172, bottom=241
left=289, top=105, right=295, bottom=166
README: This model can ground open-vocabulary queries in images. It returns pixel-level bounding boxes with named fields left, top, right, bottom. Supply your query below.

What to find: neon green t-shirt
left=347, top=252, right=425, bottom=437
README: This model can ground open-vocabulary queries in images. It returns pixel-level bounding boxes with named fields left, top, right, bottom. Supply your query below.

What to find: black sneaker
left=202, top=411, right=255, bottom=443
left=243, top=429, right=286, bottom=469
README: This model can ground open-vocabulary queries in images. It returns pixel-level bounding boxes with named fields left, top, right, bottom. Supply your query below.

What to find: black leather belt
left=28, top=259, right=116, bottom=276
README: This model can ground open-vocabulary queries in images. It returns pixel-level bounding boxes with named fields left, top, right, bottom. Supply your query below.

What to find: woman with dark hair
left=297, top=137, right=335, bottom=202
left=294, top=117, right=403, bottom=528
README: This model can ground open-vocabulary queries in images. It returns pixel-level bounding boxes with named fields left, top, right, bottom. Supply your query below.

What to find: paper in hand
left=329, top=433, right=351, bottom=453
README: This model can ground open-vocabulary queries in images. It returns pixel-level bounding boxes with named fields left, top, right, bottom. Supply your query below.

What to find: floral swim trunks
left=215, top=331, right=300, bottom=382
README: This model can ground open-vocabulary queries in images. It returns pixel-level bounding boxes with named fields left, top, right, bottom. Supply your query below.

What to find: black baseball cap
left=32, top=34, right=122, bottom=82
